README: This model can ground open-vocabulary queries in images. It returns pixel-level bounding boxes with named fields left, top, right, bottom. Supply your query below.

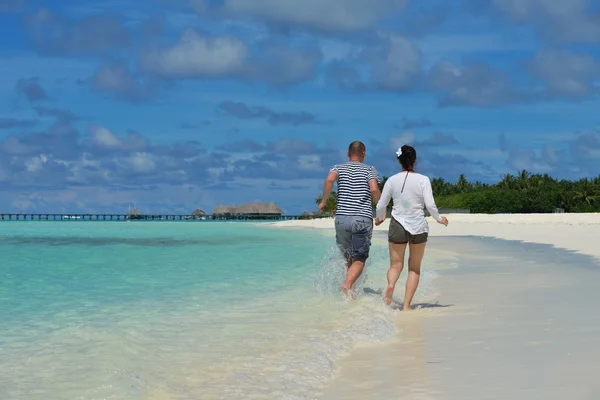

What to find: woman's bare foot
left=402, top=304, right=412, bottom=311
left=384, top=285, right=394, bottom=305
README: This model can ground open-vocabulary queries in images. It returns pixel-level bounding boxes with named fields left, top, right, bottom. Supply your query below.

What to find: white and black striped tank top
left=331, top=161, right=380, bottom=218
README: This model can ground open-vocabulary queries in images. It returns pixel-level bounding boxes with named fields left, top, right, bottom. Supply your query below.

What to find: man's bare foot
left=341, top=285, right=356, bottom=300
left=384, top=285, right=394, bottom=305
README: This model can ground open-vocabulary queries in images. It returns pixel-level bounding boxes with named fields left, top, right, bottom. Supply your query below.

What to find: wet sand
left=271, top=214, right=600, bottom=399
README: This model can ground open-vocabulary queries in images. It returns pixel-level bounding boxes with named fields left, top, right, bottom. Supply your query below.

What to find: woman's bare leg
left=404, top=242, right=427, bottom=311
left=384, top=242, right=407, bottom=305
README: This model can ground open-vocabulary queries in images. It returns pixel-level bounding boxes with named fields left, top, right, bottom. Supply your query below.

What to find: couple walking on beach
left=318, top=141, right=449, bottom=310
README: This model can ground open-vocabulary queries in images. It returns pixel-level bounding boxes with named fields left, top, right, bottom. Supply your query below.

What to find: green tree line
left=316, top=170, right=600, bottom=214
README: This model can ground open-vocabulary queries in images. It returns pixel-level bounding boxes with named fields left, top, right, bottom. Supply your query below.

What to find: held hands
left=374, top=217, right=385, bottom=226
left=438, top=216, right=449, bottom=227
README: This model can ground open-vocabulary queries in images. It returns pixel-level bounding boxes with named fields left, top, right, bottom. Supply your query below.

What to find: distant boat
left=63, top=215, right=81, bottom=220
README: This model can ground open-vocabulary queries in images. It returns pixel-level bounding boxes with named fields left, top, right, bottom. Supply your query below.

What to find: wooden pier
left=0, top=213, right=329, bottom=222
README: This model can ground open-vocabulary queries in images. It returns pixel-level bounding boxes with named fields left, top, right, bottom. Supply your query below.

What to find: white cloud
left=90, top=126, right=121, bottom=148
left=126, top=152, right=156, bottom=173
left=1, top=136, right=31, bottom=155
left=389, top=131, right=416, bottom=150
left=142, top=29, right=248, bottom=78
left=91, top=61, right=155, bottom=102
left=87, top=125, right=148, bottom=151
left=326, top=33, right=422, bottom=93
left=200, top=0, right=407, bottom=32
left=297, top=155, right=322, bottom=172
left=247, top=45, right=320, bottom=85
left=493, top=0, right=600, bottom=43
left=319, top=39, right=362, bottom=63
left=428, top=60, right=519, bottom=106
left=140, top=28, right=319, bottom=85
left=494, top=0, right=584, bottom=21
left=371, top=33, right=422, bottom=91
left=25, top=154, right=48, bottom=172
left=531, top=50, right=600, bottom=98
left=416, top=34, right=537, bottom=68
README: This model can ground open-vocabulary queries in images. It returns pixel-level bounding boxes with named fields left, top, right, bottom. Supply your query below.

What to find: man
left=318, top=141, right=381, bottom=298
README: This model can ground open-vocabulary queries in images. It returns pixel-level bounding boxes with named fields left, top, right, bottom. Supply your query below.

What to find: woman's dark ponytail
left=397, top=145, right=417, bottom=170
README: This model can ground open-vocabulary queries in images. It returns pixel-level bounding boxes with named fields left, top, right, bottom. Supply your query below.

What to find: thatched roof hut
left=237, top=202, right=269, bottom=214
left=192, top=209, right=206, bottom=216
left=212, top=205, right=237, bottom=215
left=236, top=203, right=257, bottom=214
left=300, top=211, right=316, bottom=220
left=265, top=201, right=283, bottom=214
left=127, top=208, right=141, bottom=215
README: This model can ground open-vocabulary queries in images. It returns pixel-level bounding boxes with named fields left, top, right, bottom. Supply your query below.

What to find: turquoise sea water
left=0, top=221, right=437, bottom=399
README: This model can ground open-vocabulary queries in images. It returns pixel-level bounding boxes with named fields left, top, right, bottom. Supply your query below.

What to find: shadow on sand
left=362, top=287, right=454, bottom=311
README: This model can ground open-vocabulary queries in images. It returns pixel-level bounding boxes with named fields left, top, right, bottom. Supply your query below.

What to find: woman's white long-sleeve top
left=375, top=172, right=442, bottom=234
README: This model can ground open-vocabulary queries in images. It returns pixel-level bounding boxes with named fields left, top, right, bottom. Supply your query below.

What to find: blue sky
left=0, top=0, right=599, bottom=214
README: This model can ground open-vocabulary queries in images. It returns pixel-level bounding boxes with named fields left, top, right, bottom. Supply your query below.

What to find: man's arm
left=368, top=166, right=381, bottom=205
left=369, top=179, right=381, bottom=205
left=375, top=179, right=391, bottom=221
left=319, top=170, right=338, bottom=211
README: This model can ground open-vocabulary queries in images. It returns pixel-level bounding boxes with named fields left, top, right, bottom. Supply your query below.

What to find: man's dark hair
left=348, top=141, right=366, bottom=156
left=398, top=145, right=417, bottom=170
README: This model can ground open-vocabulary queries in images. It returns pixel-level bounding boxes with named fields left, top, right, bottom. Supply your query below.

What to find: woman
left=375, top=145, right=448, bottom=310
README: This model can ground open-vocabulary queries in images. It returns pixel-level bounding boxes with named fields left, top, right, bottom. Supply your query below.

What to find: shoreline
left=268, top=213, right=600, bottom=399
left=267, top=212, right=600, bottom=261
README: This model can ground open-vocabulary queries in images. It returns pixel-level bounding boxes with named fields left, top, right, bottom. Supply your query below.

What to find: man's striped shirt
left=331, top=161, right=380, bottom=218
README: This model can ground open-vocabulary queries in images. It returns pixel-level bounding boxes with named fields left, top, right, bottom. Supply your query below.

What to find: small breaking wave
left=215, top=294, right=399, bottom=400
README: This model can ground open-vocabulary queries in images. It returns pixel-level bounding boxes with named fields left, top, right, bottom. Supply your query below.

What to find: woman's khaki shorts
left=388, top=217, right=428, bottom=244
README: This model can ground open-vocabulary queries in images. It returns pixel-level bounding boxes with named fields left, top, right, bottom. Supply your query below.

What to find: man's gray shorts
left=334, top=215, right=373, bottom=263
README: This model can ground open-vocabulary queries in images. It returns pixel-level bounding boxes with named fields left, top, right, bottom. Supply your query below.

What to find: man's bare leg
left=342, top=258, right=364, bottom=299
left=346, top=256, right=353, bottom=269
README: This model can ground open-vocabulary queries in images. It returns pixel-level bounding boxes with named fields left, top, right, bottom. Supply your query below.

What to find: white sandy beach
left=270, top=213, right=600, bottom=399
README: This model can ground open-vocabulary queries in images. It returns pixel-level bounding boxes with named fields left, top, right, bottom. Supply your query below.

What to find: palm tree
left=456, top=174, right=470, bottom=193
left=530, top=174, right=544, bottom=188
left=516, top=170, right=531, bottom=190
left=541, top=173, right=556, bottom=184
left=573, top=178, right=598, bottom=206
left=473, top=181, right=487, bottom=190
left=315, top=192, right=337, bottom=215
left=313, top=171, right=600, bottom=214
left=559, top=192, right=575, bottom=211
left=431, top=177, right=447, bottom=195
left=499, top=173, right=516, bottom=190
left=378, top=176, right=389, bottom=193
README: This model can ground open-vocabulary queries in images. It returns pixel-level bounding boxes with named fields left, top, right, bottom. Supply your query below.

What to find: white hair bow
left=396, top=147, right=402, bottom=157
